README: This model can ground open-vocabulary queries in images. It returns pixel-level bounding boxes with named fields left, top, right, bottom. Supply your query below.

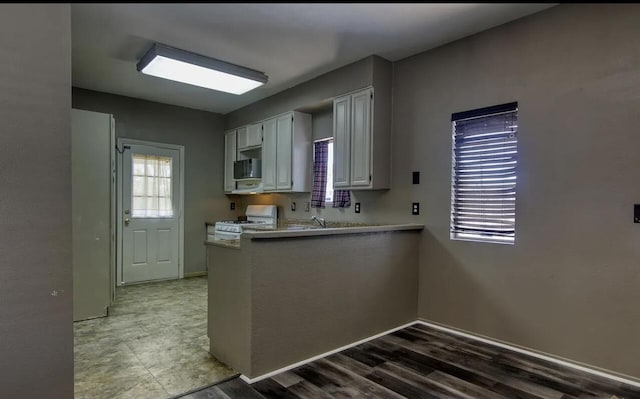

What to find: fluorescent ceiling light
left=137, top=43, right=268, bottom=95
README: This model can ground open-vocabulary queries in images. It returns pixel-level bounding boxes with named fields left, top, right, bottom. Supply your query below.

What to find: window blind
left=450, top=102, right=518, bottom=244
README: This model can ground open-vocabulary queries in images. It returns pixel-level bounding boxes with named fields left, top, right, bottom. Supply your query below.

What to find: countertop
left=241, top=223, right=424, bottom=239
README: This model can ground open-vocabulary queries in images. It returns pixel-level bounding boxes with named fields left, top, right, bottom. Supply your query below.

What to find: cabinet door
left=247, top=123, right=262, bottom=147
left=333, top=95, right=351, bottom=188
left=261, top=118, right=277, bottom=191
left=276, top=113, right=293, bottom=190
left=236, top=126, right=248, bottom=150
left=350, top=89, right=372, bottom=187
left=224, top=130, right=237, bottom=192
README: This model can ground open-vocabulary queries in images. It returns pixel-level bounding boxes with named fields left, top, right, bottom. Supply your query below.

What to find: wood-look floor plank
left=365, top=369, right=442, bottom=399
left=252, top=378, right=300, bottom=399
left=304, top=357, right=405, bottom=398
left=373, top=335, right=567, bottom=399
left=426, top=370, right=513, bottom=399
left=189, top=385, right=232, bottom=399
left=376, top=361, right=473, bottom=399
left=286, top=380, right=335, bottom=399
left=270, top=371, right=304, bottom=388
left=216, top=378, right=266, bottom=399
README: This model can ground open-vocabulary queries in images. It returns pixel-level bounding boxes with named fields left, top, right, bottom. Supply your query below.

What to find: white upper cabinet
left=350, top=89, right=372, bottom=186
left=224, top=130, right=237, bottom=193
left=236, top=126, right=249, bottom=151
left=246, top=123, right=263, bottom=148
left=276, top=114, right=293, bottom=190
left=333, top=95, right=351, bottom=188
left=261, top=118, right=277, bottom=191
left=260, top=111, right=311, bottom=193
left=332, top=86, right=390, bottom=190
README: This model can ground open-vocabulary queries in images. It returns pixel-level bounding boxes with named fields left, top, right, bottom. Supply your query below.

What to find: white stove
left=212, top=205, right=277, bottom=241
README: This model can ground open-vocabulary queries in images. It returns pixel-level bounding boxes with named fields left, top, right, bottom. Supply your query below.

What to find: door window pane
left=131, top=154, right=173, bottom=218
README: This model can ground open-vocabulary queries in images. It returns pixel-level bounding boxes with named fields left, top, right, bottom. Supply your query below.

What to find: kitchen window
left=450, top=102, right=518, bottom=244
left=311, top=138, right=334, bottom=207
left=324, top=140, right=334, bottom=203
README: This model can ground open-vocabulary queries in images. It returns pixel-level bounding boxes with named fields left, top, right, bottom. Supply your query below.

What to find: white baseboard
left=239, top=321, right=417, bottom=384
left=416, top=319, right=640, bottom=389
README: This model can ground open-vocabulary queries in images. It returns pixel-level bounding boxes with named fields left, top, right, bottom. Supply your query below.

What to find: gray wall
left=72, top=88, right=231, bottom=274
left=225, top=56, right=378, bottom=129
left=0, top=4, right=73, bottom=398
left=391, top=4, right=640, bottom=378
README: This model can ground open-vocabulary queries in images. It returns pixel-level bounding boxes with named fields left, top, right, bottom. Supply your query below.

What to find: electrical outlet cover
left=412, top=202, right=420, bottom=215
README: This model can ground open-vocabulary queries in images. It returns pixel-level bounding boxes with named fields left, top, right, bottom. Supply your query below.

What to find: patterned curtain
left=311, top=141, right=328, bottom=208
left=332, top=189, right=351, bottom=208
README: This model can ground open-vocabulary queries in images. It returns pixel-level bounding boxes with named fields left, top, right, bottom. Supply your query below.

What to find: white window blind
left=450, top=102, right=518, bottom=244
left=131, top=154, right=173, bottom=218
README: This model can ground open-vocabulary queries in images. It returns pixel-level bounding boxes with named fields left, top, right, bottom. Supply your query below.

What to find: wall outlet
left=635, top=204, right=640, bottom=223
left=230, top=202, right=236, bottom=211
left=412, top=171, right=420, bottom=184
left=355, top=202, right=361, bottom=213
left=291, top=201, right=296, bottom=212
left=304, top=202, right=310, bottom=212
left=412, top=202, right=420, bottom=215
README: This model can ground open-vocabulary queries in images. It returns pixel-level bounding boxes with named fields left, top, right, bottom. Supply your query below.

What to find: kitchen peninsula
left=205, top=223, right=423, bottom=380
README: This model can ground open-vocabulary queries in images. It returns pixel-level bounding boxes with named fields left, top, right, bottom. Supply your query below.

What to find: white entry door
left=121, top=142, right=182, bottom=284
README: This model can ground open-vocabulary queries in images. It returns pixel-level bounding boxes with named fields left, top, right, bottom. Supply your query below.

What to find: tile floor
left=74, top=276, right=237, bottom=399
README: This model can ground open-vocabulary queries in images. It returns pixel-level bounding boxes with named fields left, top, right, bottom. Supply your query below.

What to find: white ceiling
left=71, top=4, right=554, bottom=114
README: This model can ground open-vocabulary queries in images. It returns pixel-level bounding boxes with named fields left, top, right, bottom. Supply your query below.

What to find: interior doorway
left=117, top=139, right=185, bottom=285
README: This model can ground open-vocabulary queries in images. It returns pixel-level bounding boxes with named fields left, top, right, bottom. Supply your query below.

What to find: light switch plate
left=412, top=171, right=420, bottom=184
left=230, top=202, right=236, bottom=211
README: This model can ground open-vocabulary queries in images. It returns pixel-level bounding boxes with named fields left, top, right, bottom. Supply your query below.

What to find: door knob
left=124, top=218, right=130, bottom=226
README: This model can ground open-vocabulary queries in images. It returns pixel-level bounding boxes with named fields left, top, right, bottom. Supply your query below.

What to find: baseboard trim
left=184, top=271, right=207, bottom=278
left=416, top=319, right=640, bottom=388
left=239, top=320, right=417, bottom=384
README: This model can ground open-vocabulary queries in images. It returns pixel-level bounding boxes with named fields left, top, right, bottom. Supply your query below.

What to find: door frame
left=116, top=138, right=185, bottom=286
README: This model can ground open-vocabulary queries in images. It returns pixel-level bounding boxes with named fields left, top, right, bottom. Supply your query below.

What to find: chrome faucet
left=311, top=216, right=327, bottom=228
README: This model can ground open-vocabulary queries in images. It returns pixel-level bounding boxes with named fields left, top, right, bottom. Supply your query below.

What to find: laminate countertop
left=204, top=223, right=424, bottom=248
left=241, top=223, right=424, bottom=239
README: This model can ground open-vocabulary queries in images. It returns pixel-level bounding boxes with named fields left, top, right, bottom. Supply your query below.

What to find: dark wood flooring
left=180, top=323, right=640, bottom=399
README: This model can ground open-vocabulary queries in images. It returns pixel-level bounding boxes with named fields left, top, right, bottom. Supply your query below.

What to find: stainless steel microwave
left=234, top=159, right=262, bottom=180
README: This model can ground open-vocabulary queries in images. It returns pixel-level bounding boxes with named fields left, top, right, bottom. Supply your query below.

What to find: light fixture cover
left=136, top=43, right=268, bottom=95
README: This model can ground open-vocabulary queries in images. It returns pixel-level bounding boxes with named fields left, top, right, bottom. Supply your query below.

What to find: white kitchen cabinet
left=261, top=117, right=277, bottom=191
left=224, top=129, right=237, bottom=193
left=237, top=124, right=261, bottom=151
left=246, top=123, right=263, bottom=148
left=261, top=111, right=312, bottom=192
left=236, top=125, right=249, bottom=150
left=350, top=89, right=372, bottom=186
left=276, top=114, right=293, bottom=190
left=333, top=95, right=351, bottom=188
left=332, top=86, right=390, bottom=190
